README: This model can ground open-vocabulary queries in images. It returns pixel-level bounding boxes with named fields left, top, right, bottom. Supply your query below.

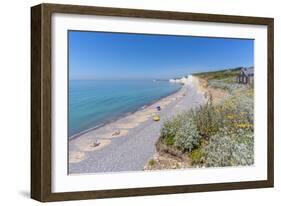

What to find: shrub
left=160, top=115, right=182, bottom=145
left=148, top=159, right=156, bottom=166
left=190, top=147, right=205, bottom=165
left=160, top=112, right=201, bottom=152
left=220, top=88, right=254, bottom=131
left=203, top=128, right=254, bottom=167
left=174, top=113, right=201, bottom=152
left=193, top=100, right=222, bottom=139
left=164, top=135, right=175, bottom=146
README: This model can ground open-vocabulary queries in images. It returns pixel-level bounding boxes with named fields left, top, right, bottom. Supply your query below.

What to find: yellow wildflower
left=227, top=115, right=234, bottom=119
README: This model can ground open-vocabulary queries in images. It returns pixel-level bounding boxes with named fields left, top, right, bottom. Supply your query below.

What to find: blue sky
left=69, top=31, right=254, bottom=80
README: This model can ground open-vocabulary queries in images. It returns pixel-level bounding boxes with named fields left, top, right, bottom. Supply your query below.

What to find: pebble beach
left=69, top=76, right=206, bottom=174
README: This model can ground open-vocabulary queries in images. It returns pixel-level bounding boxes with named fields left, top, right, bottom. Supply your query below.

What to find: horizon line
left=69, top=65, right=253, bottom=81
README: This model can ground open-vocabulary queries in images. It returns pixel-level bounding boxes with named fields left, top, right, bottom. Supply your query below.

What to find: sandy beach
left=69, top=76, right=206, bottom=174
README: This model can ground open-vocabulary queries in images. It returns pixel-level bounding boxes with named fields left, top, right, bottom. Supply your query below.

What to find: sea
left=68, top=80, right=182, bottom=138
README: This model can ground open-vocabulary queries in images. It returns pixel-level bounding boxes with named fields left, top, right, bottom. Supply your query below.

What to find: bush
left=174, top=113, right=201, bottom=152
left=160, top=112, right=201, bottom=152
left=160, top=115, right=182, bottom=146
left=194, top=86, right=254, bottom=138
left=220, top=89, right=254, bottom=131
left=190, top=147, right=205, bottom=165
left=148, top=159, right=156, bottom=166
left=193, top=101, right=221, bottom=139
left=203, top=128, right=254, bottom=167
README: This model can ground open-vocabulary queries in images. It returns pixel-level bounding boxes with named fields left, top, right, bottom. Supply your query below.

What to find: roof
left=241, top=67, right=254, bottom=76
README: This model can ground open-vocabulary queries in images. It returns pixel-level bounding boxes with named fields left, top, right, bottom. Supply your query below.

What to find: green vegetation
left=148, top=159, right=156, bottom=166
left=203, top=128, right=254, bottom=167
left=193, top=67, right=241, bottom=80
left=190, top=147, right=204, bottom=165
left=159, top=68, right=254, bottom=168
left=161, top=112, right=200, bottom=152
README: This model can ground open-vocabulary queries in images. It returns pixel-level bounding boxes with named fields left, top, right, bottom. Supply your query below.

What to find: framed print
left=31, top=3, right=274, bottom=202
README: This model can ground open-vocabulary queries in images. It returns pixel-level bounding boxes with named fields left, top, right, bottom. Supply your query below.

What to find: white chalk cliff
left=169, top=76, right=190, bottom=85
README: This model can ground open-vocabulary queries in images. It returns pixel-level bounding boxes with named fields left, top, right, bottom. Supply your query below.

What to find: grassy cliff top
left=192, top=67, right=241, bottom=81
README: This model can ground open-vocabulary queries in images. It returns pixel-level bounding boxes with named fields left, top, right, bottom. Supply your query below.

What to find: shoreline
left=69, top=84, right=184, bottom=141
left=68, top=76, right=207, bottom=173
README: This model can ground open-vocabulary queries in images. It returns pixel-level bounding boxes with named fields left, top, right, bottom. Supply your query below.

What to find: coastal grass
left=159, top=68, right=254, bottom=168
left=192, top=67, right=241, bottom=81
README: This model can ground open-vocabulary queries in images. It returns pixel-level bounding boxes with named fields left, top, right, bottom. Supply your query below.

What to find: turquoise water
left=69, top=80, right=181, bottom=138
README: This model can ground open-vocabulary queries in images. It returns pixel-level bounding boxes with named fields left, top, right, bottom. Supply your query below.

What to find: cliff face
left=169, top=76, right=189, bottom=85
left=169, top=75, right=197, bottom=85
